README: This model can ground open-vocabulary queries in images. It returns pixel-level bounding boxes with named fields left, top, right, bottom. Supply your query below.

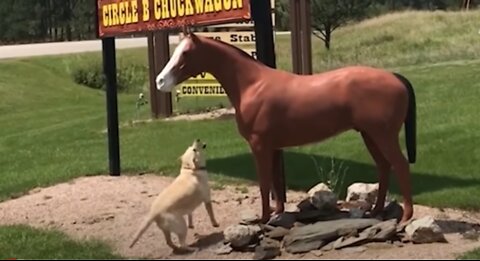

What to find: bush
left=71, top=57, right=148, bottom=93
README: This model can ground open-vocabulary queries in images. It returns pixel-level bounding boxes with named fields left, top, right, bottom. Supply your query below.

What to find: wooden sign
left=97, top=0, right=251, bottom=37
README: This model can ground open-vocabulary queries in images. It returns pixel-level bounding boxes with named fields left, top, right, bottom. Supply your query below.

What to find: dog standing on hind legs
left=129, top=139, right=219, bottom=253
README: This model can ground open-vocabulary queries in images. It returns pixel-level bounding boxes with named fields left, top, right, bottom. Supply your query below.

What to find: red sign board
left=97, top=0, right=252, bottom=37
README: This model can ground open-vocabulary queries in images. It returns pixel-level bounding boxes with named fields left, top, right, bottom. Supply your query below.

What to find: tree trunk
left=66, top=24, right=72, bottom=41
left=324, top=27, right=331, bottom=50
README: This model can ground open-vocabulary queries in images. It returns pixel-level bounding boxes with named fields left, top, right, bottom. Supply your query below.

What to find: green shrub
left=71, top=57, right=147, bottom=93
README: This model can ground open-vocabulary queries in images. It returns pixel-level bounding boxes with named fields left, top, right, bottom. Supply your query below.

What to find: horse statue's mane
left=200, top=34, right=261, bottom=65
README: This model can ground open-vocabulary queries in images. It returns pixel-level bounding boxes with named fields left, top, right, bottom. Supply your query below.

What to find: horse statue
left=155, top=31, right=417, bottom=225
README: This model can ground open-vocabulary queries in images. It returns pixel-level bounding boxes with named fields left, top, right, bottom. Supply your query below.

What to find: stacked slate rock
left=215, top=182, right=448, bottom=260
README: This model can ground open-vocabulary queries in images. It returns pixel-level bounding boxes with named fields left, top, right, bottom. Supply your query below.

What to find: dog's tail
left=129, top=215, right=155, bottom=248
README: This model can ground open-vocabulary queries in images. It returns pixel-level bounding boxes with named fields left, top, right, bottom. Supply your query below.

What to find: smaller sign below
left=179, top=84, right=227, bottom=97
left=193, top=32, right=257, bottom=45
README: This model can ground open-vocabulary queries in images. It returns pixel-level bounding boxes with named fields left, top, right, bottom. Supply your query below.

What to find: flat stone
left=372, top=219, right=398, bottom=241
left=267, top=212, right=296, bottom=229
left=295, top=209, right=345, bottom=224
left=334, top=219, right=397, bottom=249
left=320, top=238, right=338, bottom=251
left=265, top=226, right=290, bottom=240
left=283, top=218, right=380, bottom=254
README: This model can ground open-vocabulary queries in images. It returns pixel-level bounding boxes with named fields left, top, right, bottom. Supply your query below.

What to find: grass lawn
left=1, top=9, right=480, bottom=259
left=459, top=249, right=480, bottom=260
left=0, top=225, right=121, bottom=259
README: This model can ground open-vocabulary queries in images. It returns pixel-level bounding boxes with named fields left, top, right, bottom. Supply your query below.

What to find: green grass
left=0, top=225, right=121, bottom=259
left=458, top=248, right=480, bottom=260
left=1, top=9, right=480, bottom=259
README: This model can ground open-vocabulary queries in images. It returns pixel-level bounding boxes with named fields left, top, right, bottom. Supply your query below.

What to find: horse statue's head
left=156, top=31, right=203, bottom=93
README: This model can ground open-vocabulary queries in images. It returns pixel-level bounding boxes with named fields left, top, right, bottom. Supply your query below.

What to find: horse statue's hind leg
left=361, top=132, right=392, bottom=216
left=363, top=72, right=417, bottom=224
left=366, top=130, right=414, bottom=224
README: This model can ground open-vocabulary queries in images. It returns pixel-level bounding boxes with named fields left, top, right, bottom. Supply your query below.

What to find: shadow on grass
left=208, top=151, right=479, bottom=200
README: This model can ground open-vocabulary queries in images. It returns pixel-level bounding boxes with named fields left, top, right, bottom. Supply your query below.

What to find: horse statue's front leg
left=271, top=149, right=286, bottom=214
left=249, top=137, right=275, bottom=223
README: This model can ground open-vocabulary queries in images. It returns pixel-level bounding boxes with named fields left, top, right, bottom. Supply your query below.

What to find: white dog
left=129, top=139, right=219, bottom=252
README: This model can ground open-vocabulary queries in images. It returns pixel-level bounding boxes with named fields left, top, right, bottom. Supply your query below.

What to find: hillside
left=274, top=10, right=480, bottom=71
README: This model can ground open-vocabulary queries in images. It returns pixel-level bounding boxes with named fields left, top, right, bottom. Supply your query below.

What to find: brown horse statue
left=155, top=32, right=417, bottom=225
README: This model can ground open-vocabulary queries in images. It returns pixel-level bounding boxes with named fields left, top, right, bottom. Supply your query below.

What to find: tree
left=275, top=0, right=290, bottom=31
left=311, top=0, right=373, bottom=50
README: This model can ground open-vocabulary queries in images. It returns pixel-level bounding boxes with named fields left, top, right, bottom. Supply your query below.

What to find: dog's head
left=180, top=139, right=207, bottom=170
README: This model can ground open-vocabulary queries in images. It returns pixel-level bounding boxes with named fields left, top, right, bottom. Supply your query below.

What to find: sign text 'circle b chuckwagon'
left=97, top=0, right=252, bottom=37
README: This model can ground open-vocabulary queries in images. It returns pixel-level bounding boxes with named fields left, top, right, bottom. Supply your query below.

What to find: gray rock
left=265, top=226, right=290, bottom=240
left=283, top=218, right=381, bottom=254
left=224, top=224, right=262, bottom=249
left=334, top=219, right=398, bottom=249
left=297, top=198, right=317, bottom=212
left=393, top=241, right=404, bottom=247
left=310, top=190, right=338, bottom=211
left=349, top=208, right=365, bottom=219
left=267, top=212, right=296, bottom=229
left=240, top=209, right=260, bottom=225
left=341, top=246, right=367, bottom=254
left=320, top=237, right=343, bottom=251
left=371, top=219, right=398, bottom=241
left=462, top=230, right=480, bottom=241
left=320, top=239, right=338, bottom=251
left=335, top=228, right=377, bottom=249
left=382, top=200, right=404, bottom=222
left=405, top=216, right=447, bottom=244
left=307, top=183, right=332, bottom=198
left=212, top=243, right=233, bottom=255
left=294, top=209, right=345, bottom=224
left=253, top=238, right=281, bottom=260
left=346, top=183, right=379, bottom=205
left=311, top=250, right=323, bottom=257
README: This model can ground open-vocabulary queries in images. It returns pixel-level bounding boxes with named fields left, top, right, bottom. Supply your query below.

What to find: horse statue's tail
left=393, top=72, right=417, bottom=164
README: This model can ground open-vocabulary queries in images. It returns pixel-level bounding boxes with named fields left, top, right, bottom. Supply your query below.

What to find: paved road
left=0, top=32, right=290, bottom=60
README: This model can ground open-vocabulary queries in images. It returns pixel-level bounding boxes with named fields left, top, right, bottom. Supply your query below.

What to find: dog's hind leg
left=156, top=219, right=179, bottom=252
left=173, top=216, right=196, bottom=252
left=187, top=214, right=194, bottom=229
left=161, top=228, right=178, bottom=252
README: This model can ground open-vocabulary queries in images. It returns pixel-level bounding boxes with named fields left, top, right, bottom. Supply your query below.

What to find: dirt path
left=0, top=174, right=479, bottom=259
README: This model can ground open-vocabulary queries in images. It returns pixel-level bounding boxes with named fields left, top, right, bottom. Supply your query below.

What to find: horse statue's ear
left=181, top=25, right=188, bottom=37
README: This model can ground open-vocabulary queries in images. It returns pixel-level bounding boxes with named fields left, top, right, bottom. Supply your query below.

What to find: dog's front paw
left=212, top=221, right=219, bottom=227
left=188, top=225, right=194, bottom=229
